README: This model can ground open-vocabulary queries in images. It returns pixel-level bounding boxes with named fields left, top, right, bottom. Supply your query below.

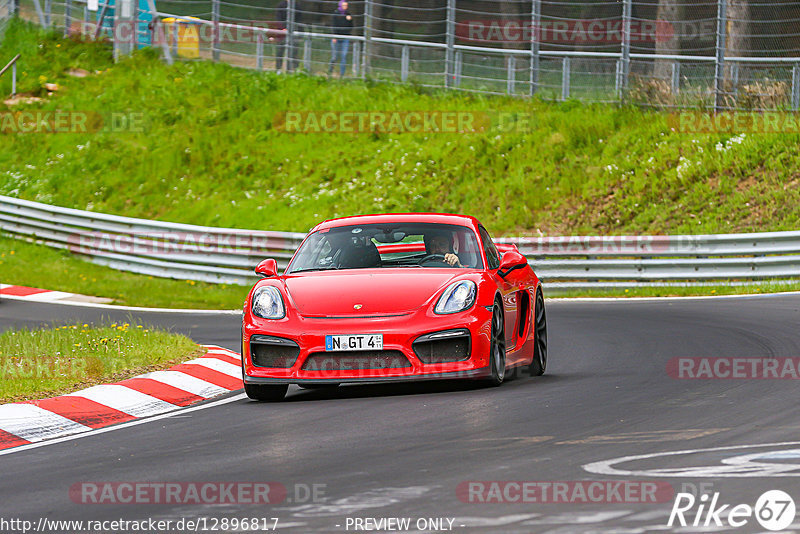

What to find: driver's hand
left=444, top=253, right=461, bottom=267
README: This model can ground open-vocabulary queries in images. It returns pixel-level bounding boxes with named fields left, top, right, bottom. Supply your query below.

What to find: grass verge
left=0, top=320, right=204, bottom=403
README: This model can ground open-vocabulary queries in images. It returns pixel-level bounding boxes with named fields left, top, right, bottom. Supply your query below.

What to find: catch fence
left=9, top=0, right=800, bottom=109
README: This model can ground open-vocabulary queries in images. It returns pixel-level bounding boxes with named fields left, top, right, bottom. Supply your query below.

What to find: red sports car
left=241, top=213, right=547, bottom=401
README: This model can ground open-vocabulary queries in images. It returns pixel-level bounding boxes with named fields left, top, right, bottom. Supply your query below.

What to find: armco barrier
left=1, top=195, right=799, bottom=290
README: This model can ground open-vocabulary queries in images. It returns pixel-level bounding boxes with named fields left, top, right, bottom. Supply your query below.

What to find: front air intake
left=250, top=335, right=300, bottom=368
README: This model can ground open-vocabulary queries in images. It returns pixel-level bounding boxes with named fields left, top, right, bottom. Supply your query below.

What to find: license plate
left=325, top=334, right=383, bottom=352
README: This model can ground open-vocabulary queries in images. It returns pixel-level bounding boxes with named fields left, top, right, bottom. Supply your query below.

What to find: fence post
left=620, top=0, right=631, bottom=97
left=445, top=0, right=455, bottom=88
left=11, top=61, right=16, bottom=95
left=671, top=61, right=680, bottom=94
left=507, top=55, right=515, bottom=94
left=145, top=0, right=172, bottom=64
left=362, top=0, right=372, bottom=78
left=32, top=0, right=46, bottom=27
left=64, top=0, right=71, bottom=37
left=352, top=40, right=360, bottom=76
left=792, top=64, right=800, bottom=111
left=172, top=22, right=177, bottom=56
left=303, top=35, right=311, bottom=71
left=561, top=56, right=570, bottom=100
left=529, top=0, right=540, bottom=96
left=44, top=0, right=50, bottom=28
left=730, top=61, right=739, bottom=99
left=714, top=0, right=728, bottom=112
left=211, top=0, right=220, bottom=61
left=256, top=32, right=263, bottom=70
left=454, top=49, right=462, bottom=86
left=401, top=43, right=409, bottom=82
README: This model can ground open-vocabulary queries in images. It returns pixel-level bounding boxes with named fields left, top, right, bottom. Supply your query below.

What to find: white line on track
left=0, top=393, right=248, bottom=457
left=0, top=294, right=241, bottom=314
left=583, top=441, right=800, bottom=477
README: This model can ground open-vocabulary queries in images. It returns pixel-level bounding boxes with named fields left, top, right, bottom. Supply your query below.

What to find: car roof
left=311, top=213, right=482, bottom=232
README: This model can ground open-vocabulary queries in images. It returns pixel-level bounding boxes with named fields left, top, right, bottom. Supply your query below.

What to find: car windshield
left=287, top=223, right=484, bottom=273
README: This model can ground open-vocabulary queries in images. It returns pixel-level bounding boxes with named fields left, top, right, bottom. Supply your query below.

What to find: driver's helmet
left=423, top=230, right=452, bottom=255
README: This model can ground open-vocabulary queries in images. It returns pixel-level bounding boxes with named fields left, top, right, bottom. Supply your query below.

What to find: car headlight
left=435, top=281, right=477, bottom=315
left=251, top=286, right=286, bottom=319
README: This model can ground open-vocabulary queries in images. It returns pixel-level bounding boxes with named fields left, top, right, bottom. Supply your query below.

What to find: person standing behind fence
left=328, top=1, right=353, bottom=77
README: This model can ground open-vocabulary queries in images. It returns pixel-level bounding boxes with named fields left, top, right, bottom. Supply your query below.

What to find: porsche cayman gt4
left=241, top=213, right=547, bottom=401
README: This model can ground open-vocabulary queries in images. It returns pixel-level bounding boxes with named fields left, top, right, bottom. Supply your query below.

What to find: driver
left=423, top=231, right=463, bottom=267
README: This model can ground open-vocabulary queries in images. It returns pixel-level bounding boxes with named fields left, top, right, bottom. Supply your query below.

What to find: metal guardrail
left=1, top=195, right=799, bottom=289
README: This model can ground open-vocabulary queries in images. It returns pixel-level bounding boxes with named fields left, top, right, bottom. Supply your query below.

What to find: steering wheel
left=418, top=254, right=450, bottom=267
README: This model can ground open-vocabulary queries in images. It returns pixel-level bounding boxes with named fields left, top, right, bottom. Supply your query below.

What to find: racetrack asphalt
left=2, top=294, right=800, bottom=533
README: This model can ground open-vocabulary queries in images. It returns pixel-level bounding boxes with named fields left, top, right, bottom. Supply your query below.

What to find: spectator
left=328, top=0, right=353, bottom=77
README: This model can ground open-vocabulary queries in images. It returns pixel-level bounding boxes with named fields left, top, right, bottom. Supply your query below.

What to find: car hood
left=282, top=269, right=464, bottom=316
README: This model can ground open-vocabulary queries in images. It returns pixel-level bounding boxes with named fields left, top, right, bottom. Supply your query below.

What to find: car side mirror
left=497, top=250, right=527, bottom=278
left=255, top=258, right=278, bottom=277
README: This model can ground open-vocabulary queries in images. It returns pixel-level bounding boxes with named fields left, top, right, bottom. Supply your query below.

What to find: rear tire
left=485, top=299, right=506, bottom=387
left=244, top=383, right=288, bottom=402
left=528, top=289, right=547, bottom=376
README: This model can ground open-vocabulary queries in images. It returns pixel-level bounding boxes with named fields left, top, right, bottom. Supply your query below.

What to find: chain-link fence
left=0, top=0, right=13, bottom=41
left=11, top=0, right=800, bottom=110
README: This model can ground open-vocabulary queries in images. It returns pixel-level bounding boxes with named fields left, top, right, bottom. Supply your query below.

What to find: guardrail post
left=44, top=0, right=51, bottom=28
left=529, top=0, right=540, bottom=96
left=256, top=32, right=263, bottom=70
left=400, top=43, right=409, bottom=82
left=454, top=49, right=462, bottom=87
left=445, top=0, right=455, bottom=88
left=671, top=61, right=680, bottom=94
left=615, top=58, right=622, bottom=95
left=506, top=55, right=515, bottom=94
left=211, top=0, right=220, bottom=61
left=714, top=0, right=728, bottom=112
left=362, top=0, right=371, bottom=78
left=792, top=63, right=800, bottom=111
left=561, top=56, right=570, bottom=100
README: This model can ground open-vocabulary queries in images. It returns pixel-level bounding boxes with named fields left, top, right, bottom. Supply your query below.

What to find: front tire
left=485, top=299, right=506, bottom=386
left=244, top=383, right=288, bottom=401
left=528, top=289, right=547, bottom=376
